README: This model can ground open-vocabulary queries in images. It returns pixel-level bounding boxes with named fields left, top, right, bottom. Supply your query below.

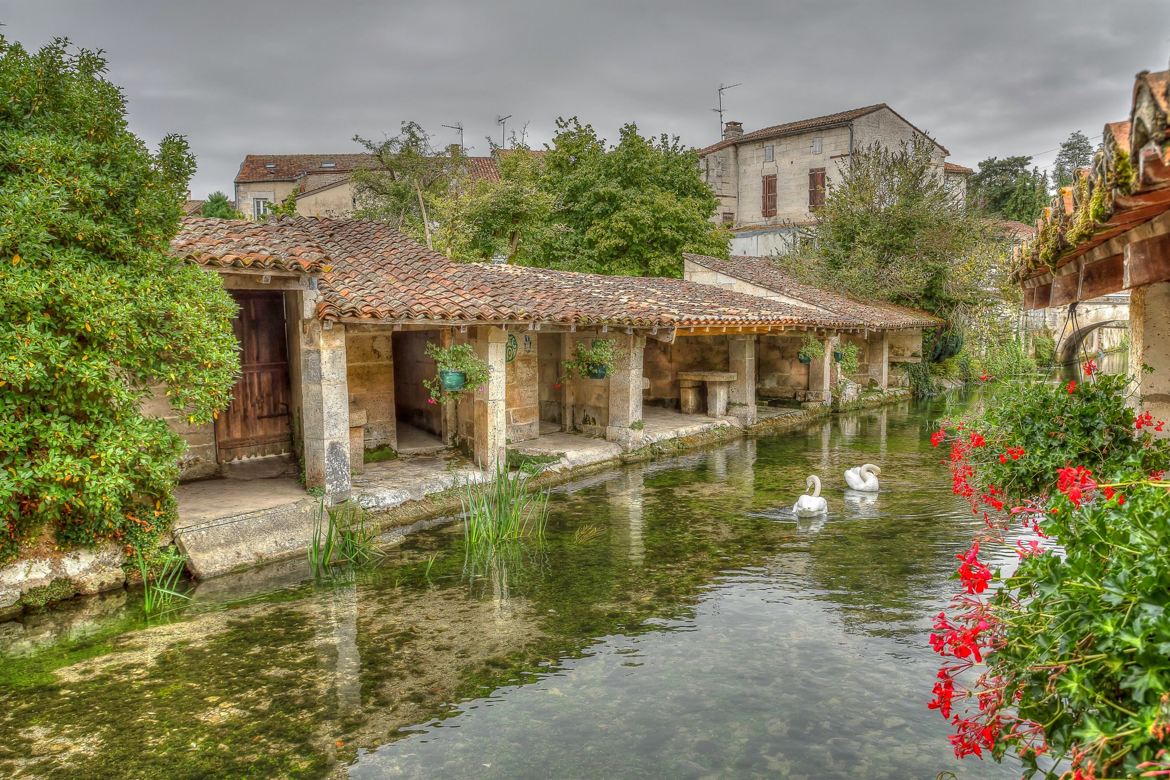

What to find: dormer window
left=320, top=161, right=336, bottom=169
left=264, top=162, right=277, bottom=169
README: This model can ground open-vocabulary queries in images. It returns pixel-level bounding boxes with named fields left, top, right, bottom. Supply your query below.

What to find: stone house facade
left=698, top=104, right=965, bottom=256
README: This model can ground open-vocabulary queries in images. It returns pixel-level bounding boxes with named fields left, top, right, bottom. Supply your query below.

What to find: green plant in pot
left=797, top=333, right=824, bottom=365
left=423, top=342, right=491, bottom=404
left=563, top=339, right=616, bottom=380
left=835, top=342, right=860, bottom=375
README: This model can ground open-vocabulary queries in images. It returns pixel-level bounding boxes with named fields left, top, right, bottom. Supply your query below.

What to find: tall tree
left=783, top=138, right=995, bottom=318
left=969, top=156, right=1049, bottom=223
left=1051, top=130, right=1095, bottom=189
left=0, top=37, right=239, bottom=563
left=351, top=122, right=460, bottom=250
left=200, top=190, right=243, bottom=219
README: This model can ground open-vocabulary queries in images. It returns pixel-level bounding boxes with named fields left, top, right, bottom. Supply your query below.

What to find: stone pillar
left=560, top=333, right=575, bottom=432
left=878, top=332, right=890, bottom=390
left=807, top=334, right=835, bottom=405
left=473, top=325, right=508, bottom=471
left=605, top=333, right=646, bottom=449
left=1130, top=281, right=1170, bottom=437
left=301, top=320, right=351, bottom=500
left=728, top=335, right=757, bottom=424
left=440, top=329, right=458, bottom=446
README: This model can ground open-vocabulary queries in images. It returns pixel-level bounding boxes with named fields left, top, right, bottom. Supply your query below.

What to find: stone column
left=605, top=333, right=646, bottom=449
left=728, top=335, right=757, bottom=424
left=560, top=333, right=575, bottom=432
left=440, top=329, right=459, bottom=446
left=878, top=332, right=890, bottom=390
left=807, top=334, right=835, bottom=406
left=473, top=325, right=508, bottom=471
left=301, top=319, right=351, bottom=500
left=1130, top=281, right=1170, bottom=437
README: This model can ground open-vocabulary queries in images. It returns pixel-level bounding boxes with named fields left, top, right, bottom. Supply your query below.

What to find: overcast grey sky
left=2, top=1, right=1167, bottom=198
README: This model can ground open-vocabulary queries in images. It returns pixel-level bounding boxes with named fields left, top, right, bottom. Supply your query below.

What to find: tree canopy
left=0, top=37, right=239, bottom=563
left=1051, top=130, right=1095, bottom=189
left=200, top=190, right=243, bottom=219
left=968, top=155, right=1048, bottom=224
left=780, top=138, right=999, bottom=319
left=357, top=118, right=728, bottom=277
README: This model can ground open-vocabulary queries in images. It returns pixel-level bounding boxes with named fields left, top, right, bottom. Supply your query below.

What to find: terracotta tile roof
left=235, top=154, right=377, bottom=183
left=182, top=199, right=205, bottom=216
left=944, top=162, right=973, bottom=175
left=172, top=217, right=332, bottom=274
left=172, top=216, right=856, bottom=330
left=684, top=253, right=942, bottom=330
left=698, top=103, right=949, bottom=157
left=463, top=157, right=500, bottom=183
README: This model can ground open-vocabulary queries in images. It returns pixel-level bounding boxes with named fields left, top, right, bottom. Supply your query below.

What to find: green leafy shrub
left=981, top=339, right=1035, bottom=382
left=798, top=333, right=824, bottom=362
left=1031, top=329, right=1056, bottom=368
left=562, top=339, right=616, bottom=379
left=928, top=368, right=1170, bottom=775
left=903, top=360, right=940, bottom=399
left=0, top=37, right=238, bottom=564
left=835, top=342, right=860, bottom=376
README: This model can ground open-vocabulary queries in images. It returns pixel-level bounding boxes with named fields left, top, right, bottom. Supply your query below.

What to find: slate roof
left=173, top=217, right=857, bottom=331
left=699, top=103, right=949, bottom=157
left=683, top=253, right=942, bottom=330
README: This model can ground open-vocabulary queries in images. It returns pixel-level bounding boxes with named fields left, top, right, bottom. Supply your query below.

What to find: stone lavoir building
left=144, top=214, right=942, bottom=580
left=698, top=103, right=970, bottom=256
left=1016, top=63, right=1170, bottom=429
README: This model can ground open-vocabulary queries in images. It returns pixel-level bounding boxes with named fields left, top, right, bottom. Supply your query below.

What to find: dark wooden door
left=215, top=291, right=292, bottom=462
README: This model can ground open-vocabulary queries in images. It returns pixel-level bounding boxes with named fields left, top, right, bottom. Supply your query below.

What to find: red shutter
left=761, top=175, right=777, bottom=218
left=809, top=168, right=826, bottom=209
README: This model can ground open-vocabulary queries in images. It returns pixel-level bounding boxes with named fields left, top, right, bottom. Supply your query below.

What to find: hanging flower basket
left=833, top=349, right=845, bottom=363
left=797, top=333, right=824, bottom=365
left=586, top=364, right=608, bottom=379
left=439, top=369, right=467, bottom=392
left=797, top=354, right=813, bottom=365
left=563, top=339, right=616, bottom=381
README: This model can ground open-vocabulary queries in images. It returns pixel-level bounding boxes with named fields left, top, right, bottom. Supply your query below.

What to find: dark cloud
left=2, top=0, right=1167, bottom=198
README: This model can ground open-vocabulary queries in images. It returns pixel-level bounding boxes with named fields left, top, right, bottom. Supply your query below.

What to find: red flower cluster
left=1066, top=380, right=1077, bottom=394
left=1100, top=486, right=1126, bottom=505
left=1082, top=359, right=1096, bottom=377
left=930, top=611, right=991, bottom=663
left=968, top=432, right=986, bottom=448
left=1057, top=466, right=1096, bottom=508
left=931, top=428, right=946, bottom=447
left=1135, top=410, right=1166, bottom=432
left=979, top=371, right=990, bottom=382
left=997, top=446, right=1025, bottom=464
left=956, top=542, right=992, bottom=594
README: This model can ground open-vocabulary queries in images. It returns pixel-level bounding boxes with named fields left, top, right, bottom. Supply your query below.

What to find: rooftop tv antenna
left=441, top=122, right=464, bottom=154
left=712, top=83, right=742, bottom=134
left=496, top=114, right=512, bottom=148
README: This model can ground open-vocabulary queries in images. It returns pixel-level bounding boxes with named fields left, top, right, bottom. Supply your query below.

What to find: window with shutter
left=808, top=168, right=826, bottom=210
left=761, top=174, right=777, bottom=218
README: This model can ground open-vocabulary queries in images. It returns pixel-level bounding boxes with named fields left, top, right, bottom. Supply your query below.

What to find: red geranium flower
left=1066, top=380, right=1077, bottom=394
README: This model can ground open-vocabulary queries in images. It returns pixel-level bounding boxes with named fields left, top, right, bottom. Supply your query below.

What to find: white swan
left=792, top=475, right=828, bottom=516
left=844, top=463, right=881, bottom=492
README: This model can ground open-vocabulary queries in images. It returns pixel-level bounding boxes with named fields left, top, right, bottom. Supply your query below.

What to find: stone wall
left=564, top=334, right=611, bottom=433
left=143, top=386, right=217, bottom=481
left=297, top=179, right=356, bottom=217
left=851, top=107, right=947, bottom=171
left=345, top=325, right=397, bottom=451
left=1130, top=281, right=1170, bottom=432
left=234, top=180, right=297, bottom=219
left=537, top=333, right=562, bottom=425
left=505, top=331, right=540, bottom=443
left=392, top=331, right=442, bottom=437
left=757, top=334, right=811, bottom=400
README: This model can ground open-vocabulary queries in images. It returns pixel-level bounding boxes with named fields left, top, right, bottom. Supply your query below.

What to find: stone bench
left=677, top=371, right=737, bottom=417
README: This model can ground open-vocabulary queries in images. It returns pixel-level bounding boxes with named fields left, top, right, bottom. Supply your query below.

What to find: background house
left=698, top=103, right=965, bottom=255
left=234, top=152, right=500, bottom=219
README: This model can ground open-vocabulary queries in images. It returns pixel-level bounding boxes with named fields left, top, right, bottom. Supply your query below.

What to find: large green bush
left=0, top=37, right=239, bottom=563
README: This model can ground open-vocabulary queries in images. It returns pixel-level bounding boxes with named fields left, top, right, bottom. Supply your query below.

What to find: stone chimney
left=723, top=121, right=744, bottom=140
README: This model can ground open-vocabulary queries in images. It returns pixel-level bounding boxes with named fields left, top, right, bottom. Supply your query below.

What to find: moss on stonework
left=18, top=578, right=77, bottom=609
left=363, top=445, right=398, bottom=464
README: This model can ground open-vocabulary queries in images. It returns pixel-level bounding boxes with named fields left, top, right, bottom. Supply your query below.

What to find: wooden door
left=215, top=291, right=292, bottom=462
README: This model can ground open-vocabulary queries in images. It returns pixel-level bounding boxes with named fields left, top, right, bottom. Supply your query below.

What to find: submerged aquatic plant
left=134, top=547, right=190, bottom=615
left=308, top=499, right=385, bottom=578
left=460, top=469, right=549, bottom=551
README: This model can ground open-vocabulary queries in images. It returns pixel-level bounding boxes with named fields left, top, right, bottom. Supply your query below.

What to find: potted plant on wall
left=422, top=342, right=491, bottom=404
left=563, top=339, right=616, bottom=380
left=797, top=333, right=824, bottom=365
left=836, top=342, right=860, bottom=375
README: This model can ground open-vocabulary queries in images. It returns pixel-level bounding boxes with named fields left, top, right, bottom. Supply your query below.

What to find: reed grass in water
left=308, top=498, right=385, bottom=578
left=461, top=468, right=549, bottom=550
left=135, top=547, right=190, bottom=615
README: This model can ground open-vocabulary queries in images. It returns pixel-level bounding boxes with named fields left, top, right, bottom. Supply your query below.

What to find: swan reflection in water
left=843, top=488, right=880, bottom=519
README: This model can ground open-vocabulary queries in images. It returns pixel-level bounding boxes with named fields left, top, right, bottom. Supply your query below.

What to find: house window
left=761, top=174, right=777, bottom=218
left=808, top=168, right=826, bottom=210
left=812, top=137, right=823, bottom=154
left=763, top=145, right=774, bottom=162
left=252, top=197, right=271, bottom=220
left=721, top=211, right=735, bottom=226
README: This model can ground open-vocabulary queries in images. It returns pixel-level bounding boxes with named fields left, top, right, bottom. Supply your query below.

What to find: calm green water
left=0, top=400, right=1023, bottom=779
